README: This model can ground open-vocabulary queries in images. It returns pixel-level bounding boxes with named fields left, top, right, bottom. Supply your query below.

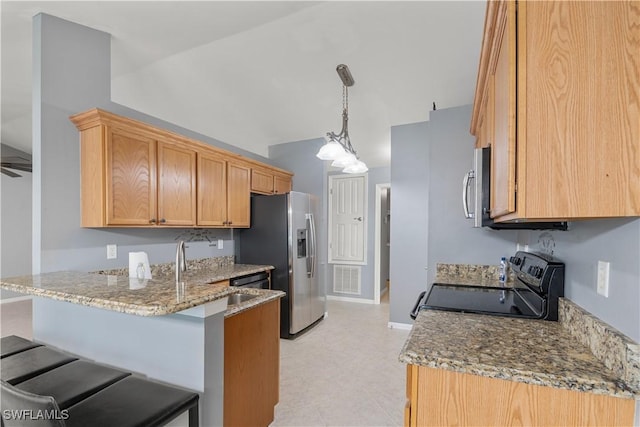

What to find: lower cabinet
left=405, top=365, right=636, bottom=427
left=224, top=299, right=280, bottom=426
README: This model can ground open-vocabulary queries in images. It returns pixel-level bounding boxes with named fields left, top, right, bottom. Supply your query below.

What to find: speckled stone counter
left=399, top=303, right=639, bottom=399
left=224, top=287, right=284, bottom=318
left=0, top=263, right=278, bottom=316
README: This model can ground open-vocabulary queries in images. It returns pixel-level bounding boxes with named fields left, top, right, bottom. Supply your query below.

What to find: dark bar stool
left=65, top=376, right=199, bottom=427
left=1, top=335, right=42, bottom=358
left=15, top=360, right=131, bottom=409
left=1, top=346, right=77, bottom=385
left=1, top=379, right=66, bottom=427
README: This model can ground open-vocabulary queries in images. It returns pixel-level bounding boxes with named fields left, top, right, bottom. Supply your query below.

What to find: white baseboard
left=0, top=296, right=32, bottom=305
left=326, top=295, right=375, bottom=304
left=387, top=322, right=412, bottom=330
left=380, top=286, right=389, bottom=297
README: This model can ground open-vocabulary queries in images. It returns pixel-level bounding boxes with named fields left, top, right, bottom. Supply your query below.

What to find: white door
left=329, top=174, right=367, bottom=265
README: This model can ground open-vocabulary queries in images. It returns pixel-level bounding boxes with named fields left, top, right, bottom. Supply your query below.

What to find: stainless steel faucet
left=176, top=241, right=187, bottom=283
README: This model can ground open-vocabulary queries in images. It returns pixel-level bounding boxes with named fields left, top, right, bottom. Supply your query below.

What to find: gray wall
left=389, top=121, right=430, bottom=323
left=29, top=13, right=279, bottom=276
left=1, top=173, right=32, bottom=298
left=518, top=220, right=640, bottom=341
left=426, top=105, right=515, bottom=284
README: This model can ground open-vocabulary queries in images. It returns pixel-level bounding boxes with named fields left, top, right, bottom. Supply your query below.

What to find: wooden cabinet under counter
left=470, top=0, right=640, bottom=221
left=224, top=298, right=280, bottom=427
left=405, top=365, right=635, bottom=427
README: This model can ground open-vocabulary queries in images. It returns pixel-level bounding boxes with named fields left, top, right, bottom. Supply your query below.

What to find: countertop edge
left=399, top=351, right=638, bottom=400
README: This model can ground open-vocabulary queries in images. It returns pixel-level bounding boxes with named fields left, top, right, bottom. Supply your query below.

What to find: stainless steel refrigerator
left=237, top=191, right=325, bottom=338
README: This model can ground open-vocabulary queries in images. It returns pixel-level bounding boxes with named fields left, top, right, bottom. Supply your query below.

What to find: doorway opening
left=374, top=183, right=391, bottom=304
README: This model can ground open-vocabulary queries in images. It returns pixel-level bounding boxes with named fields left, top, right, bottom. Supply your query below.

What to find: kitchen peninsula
left=0, top=261, right=282, bottom=427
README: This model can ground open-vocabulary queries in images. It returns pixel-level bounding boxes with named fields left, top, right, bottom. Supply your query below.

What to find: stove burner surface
left=421, top=283, right=541, bottom=318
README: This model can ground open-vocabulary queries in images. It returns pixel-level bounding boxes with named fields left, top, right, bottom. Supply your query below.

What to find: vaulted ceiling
left=1, top=1, right=486, bottom=168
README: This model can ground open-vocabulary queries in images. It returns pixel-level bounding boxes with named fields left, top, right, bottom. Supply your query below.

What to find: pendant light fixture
left=316, top=64, right=368, bottom=174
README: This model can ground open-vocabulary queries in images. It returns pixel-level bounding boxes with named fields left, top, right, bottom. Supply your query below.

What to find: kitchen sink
left=227, top=293, right=258, bottom=305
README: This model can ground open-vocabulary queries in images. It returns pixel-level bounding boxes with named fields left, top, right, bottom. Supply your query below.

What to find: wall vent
left=333, top=265, right=361, bottom=295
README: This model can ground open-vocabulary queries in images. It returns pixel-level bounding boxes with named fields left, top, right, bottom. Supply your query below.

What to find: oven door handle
left=410, top=291, right=427, bottom=320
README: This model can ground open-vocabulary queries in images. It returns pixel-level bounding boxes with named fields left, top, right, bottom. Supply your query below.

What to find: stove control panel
left=509, top=251, right=564, bottom=295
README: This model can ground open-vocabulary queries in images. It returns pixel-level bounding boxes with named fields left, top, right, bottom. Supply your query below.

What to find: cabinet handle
left=227, top=221, right=232, bottom=225
left=160, top=218, right=166, bottom=223
left=149, top=218, right=157, bottom=224
left=222, top=221, right=228, bottom=225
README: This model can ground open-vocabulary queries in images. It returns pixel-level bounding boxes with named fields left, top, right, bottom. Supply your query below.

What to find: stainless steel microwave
left=463, top=147, right=567, bottom=230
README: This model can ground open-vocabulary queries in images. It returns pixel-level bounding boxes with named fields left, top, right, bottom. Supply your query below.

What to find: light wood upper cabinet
left=157, top=142, right=197, bottom=226
left=471, top=0, right=640, bottom=221
left=71, top=108, right=293, bottom=228
left=197, top=152, right=227, bottom=227
left=100, top=126, right=196, bottom=227
left=274, top=174, right=292, bottom=194
left=106, top=128, right=156, bottom=226
left=251, top=168, right=292, bottom=195
left=197, top=154, right=249, bottom=228
left=226, top=161, right=251, bottom=228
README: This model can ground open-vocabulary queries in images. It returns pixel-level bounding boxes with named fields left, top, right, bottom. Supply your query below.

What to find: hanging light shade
left=316, top=64, right=368, bottom=174
left=331, top=151, right=357, bottom=168
left=343, top=159, right=368, bottom=174
left=316, top=137, right=346, bottom=160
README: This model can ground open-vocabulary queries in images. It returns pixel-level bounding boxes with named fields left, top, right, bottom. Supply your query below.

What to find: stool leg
left=188, top=403, right=199, bottom=427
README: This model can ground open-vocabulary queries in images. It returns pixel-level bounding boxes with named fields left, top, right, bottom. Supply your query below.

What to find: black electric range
left=411, top=251, right=565, bottom=321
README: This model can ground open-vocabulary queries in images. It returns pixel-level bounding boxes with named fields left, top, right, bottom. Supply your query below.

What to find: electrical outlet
left=218, top=239, right=223, bottom=250
left=597, top=261, right=610, bottom=297
left=106, top=244, right=117, bottom=260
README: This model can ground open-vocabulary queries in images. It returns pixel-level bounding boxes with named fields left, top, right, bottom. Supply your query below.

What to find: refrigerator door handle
left=307, top=213, right=317, bottom=278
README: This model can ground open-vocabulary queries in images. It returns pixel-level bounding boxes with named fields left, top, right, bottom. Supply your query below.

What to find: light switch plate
left=106, top=244, right=117, bottom=259
left=597, top=261, right=609, bottom=297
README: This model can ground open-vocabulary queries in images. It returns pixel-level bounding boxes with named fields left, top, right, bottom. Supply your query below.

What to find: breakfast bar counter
left=0, top=263, right=283, bottom=427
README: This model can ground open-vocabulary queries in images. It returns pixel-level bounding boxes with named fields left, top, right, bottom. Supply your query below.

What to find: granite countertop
left=399, top=307, right=639, bottom=399
left=0, top=263, right=281, bottom=317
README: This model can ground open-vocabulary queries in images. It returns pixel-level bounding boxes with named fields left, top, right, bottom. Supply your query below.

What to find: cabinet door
left=227, top=161, right=251, bottom=227
left=106, top=128, right=156, bottom=225
left=491, top=0, right=517, bottom=218
left=157, top=141, right=196, bottom=226
left=251, top=169, right=274, bottom=194
left=197, top=152, right=228, bottom=226
left=274, top=175, right=292, bottom=194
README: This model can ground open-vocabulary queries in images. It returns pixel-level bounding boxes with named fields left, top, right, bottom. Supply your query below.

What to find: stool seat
left=1, top=335, right=42, bottom=358
left=16, top=360, right=131, bottom=409
left=1, top=346, right=77, bottom=385
left=66, top=376, right=199, bottom=427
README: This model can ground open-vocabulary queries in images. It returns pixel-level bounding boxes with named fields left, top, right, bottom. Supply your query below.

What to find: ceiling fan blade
left=1, top=162, right=32, bottom=173
left=1, top=167, right=21, bottom=178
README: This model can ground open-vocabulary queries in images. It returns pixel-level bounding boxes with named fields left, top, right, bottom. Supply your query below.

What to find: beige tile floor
left=0, top=295, right=409, bottom=427
left=272, top=296, right=409, bottom=427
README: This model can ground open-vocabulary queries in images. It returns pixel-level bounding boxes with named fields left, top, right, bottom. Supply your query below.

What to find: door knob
left=354, top=217, right=362, bottom=221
